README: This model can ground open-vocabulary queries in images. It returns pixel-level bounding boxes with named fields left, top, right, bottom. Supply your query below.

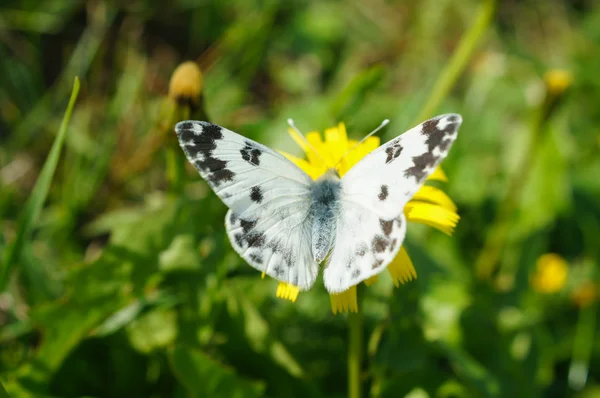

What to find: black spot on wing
left=177, top=122, right=235, bottom=187
left=403, top=152, right=436, bottom=182
left=176, top=121, right=194, bottom=131
left=240, top=141, right=263, bottom=166
left=421, top=117, right=458, bottom=152
left=240, top=219, right=256, bottom=233
left=378, top=185, right=389, bottom=201
left=371, top=259, right=384, bottom=269
left=249, top=252, right=263, bottom=264
left=401, top=115, right=460, bottom=183
left=379, top=219, right=394, bottom=236
left=229, top=212, right=238, bottom=225
left=207, top=168, right=235, bottom=186
left=351, top=269, right=361, bottom=279
left=272, top=265, right=284, bottom=276
left=246, top=232, right=265, bottom=248
left=250, top=186, right=263, bottom=203
left=177, top=122, right=223, bottom=157
left=372, top=235, right=389, bottom=253
left=234, top=233, right=244, bottom=248
left=231, top=218, right=265, bottom=249
left=384, top=139, right=403, bottom=164
left=268, top=240, right=283, bottom=254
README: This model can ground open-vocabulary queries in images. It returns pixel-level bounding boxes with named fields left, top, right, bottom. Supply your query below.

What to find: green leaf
left=169, top=344, right=265, bottom=398
left=159, top=234, right=201, bottom=272
left=0, top=77, right=80, bottom=290
left=126, top=307, right=178, bottom=353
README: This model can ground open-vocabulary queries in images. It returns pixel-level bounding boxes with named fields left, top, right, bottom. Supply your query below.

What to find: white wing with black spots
left=323, top=204, right=407, bottom=293
left=323, top=114, right=461, bottom=293
left=175, top=121, right=319, bottom=290
left=340, top=114, right=462, bottom=219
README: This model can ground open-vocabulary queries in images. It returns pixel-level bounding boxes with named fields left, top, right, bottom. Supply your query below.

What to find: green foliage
left=1, top=0, right=600, bottom=397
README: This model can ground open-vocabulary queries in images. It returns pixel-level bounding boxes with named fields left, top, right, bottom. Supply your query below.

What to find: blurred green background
left=1, top=0, right=600, bottom=397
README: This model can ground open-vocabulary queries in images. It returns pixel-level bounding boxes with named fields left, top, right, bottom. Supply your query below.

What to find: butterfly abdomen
left=310, top=171, right=341, bottom=263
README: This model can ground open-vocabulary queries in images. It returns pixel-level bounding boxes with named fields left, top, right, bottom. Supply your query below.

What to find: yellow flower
left=543, top=69, right=573, bottom=97
left=531, top=253, right=568, bottom=294
left=267, top=122, right=460, bottom=313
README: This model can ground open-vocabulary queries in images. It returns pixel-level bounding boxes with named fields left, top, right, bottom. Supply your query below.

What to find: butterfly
left=175, top=114, right=461, bottom=293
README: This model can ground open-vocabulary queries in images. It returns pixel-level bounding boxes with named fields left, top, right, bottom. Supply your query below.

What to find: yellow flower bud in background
left=168, top=61, right=204, bottom=108
left=571, top=282, right=598, bottom=308
left=544, top=69, right=573, bottom=97
left=531, top=253, right=568, bottom=294
left=539, top=69, right=573, bottom=123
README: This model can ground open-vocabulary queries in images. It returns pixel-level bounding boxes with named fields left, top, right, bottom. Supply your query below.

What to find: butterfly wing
left=323, top=114, right=462, bottom=293
left=175, top=121, right=319, bottom=290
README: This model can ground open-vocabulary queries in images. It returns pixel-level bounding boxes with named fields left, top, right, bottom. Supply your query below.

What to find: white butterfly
left=175, top=114, right=461, bottom=293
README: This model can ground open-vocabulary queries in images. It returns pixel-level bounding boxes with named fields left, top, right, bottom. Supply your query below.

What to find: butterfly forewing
left=323, top=114, right=462, bottom=293
left=175, top=121, right=319, bottom=290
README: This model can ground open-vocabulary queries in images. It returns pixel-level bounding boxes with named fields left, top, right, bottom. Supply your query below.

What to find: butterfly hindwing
left=323, top=114, right=461, bottom=292
left=175, top=121, right=319, bottom=290
left=323, top=203, right=407, bottom=293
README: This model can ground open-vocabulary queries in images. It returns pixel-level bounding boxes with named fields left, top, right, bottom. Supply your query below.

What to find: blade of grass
left=0, top=77, right=80, bottom=290
left=0, top=378, right=8, bottom=398
left=412, top=0, right=496, bottom=124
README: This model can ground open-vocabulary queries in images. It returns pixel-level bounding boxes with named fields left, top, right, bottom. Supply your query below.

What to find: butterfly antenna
left=287, top=119, right=330, bottom=168
left=333, top=119, right=390, bottom=169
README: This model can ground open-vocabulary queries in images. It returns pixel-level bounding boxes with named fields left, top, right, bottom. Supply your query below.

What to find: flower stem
left=348, top=309, right=363, bottom=398
left=412, top=0, right=496, bottom=124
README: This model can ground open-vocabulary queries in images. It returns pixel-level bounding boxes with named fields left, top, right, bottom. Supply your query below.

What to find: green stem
left=412, top=0, right=496, bottom=124
left=568, top=303, right=597, bottom=390
left=348, top=309, right=363, bottom=398
left=0, top=77, right=80, bottom=290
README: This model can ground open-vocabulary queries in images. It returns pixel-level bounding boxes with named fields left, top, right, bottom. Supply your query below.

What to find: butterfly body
left=310, top=169, right=341, bottom=263
left=175, top=114, right=462, bottom=293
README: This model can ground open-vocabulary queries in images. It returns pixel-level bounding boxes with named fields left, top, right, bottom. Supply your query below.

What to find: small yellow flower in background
left=571, top=282, right=598, bottom=308
left=168, top=61, right=203, bottom=107
left=267, top=122, right=460, bottom=313
left=531, top=253, right=568, bottom=294
left=543, top=69, right=573, bottom=97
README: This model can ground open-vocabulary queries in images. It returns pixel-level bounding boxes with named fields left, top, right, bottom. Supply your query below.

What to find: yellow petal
left=411, top=186, right=458, bottom=211
left=388, top=247, right=417, bottom=287
left=364, top=275, right=379, bottom=286
left=338, top=135, right=381, bottom=176
left=276, top=282, right=300, bottom=302
left=427, top=167, right=448, bottom=182
left=279, top=150, right=322, bottom=180
left=330, top=286, right=358, bottom=314
left=405, top=202, right=460, bottom=236
left=325, top=123, right=348, bottom=153
left=288, top=128, right=328, bottom=173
